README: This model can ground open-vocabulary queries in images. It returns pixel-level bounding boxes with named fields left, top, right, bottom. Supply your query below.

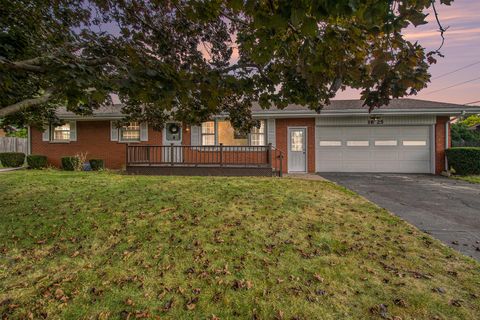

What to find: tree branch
left=1, top=55, right=122, bottom=74
left=0, top=89, right=54, bottom=117
left=221, top=12, right=248, bottom=26
left=220, top=63, right=259, bottom=73
left=430, top=0, right=449, bottom=54
left=0, top=57, right=46, bottom=72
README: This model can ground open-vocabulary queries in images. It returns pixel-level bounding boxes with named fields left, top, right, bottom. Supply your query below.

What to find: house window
left=201, top=121, right=215, bottom=145
left=51, top=123, right=71, bottom=141
left=250, top=121, right=266, bottom=146
left=217, top=120, right=248, bottom=146
left=120, top=122, right=140, bottom=141
left=201, top=120, right=267, bottom=146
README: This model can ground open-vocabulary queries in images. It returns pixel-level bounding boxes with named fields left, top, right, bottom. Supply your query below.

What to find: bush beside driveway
left=0, top=171, right=479, bottom=319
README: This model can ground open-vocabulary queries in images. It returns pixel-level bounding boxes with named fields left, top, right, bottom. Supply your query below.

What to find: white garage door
left=316, top=126, right=431, bottom=173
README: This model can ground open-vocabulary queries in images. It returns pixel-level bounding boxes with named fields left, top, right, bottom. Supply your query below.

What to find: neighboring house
left=0, top=129, right=5, bottom=138
left=28, top=99, right=480, bottom=176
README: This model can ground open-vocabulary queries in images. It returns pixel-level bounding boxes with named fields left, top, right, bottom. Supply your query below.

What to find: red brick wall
left=435, top=116, right=451, bottom=174
left=275, top=118, right=316, bottom=173
left=31, top=121, right=162, bottom=169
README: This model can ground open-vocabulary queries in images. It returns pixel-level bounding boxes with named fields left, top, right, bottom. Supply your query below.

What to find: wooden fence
left=0, top=137, right=28, bottom=153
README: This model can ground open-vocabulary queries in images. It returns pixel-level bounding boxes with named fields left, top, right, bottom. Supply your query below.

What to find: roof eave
left=56, top=107, right=480, bottom=120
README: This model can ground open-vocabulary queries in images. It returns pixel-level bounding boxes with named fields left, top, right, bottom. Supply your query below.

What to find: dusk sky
left=334, top=0, right=480, bottom=106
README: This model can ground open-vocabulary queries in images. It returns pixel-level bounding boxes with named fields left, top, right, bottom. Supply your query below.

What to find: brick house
left=28, top=99, right=480, bottom=176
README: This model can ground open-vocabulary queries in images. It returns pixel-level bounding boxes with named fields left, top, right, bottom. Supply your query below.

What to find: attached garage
left=315, top=116, right=435, bottom=173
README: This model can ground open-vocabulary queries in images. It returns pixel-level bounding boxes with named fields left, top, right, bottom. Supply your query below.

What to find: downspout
left=445, top=119, right=450, bottom=172
left=27, top=125, right=31, bottom=155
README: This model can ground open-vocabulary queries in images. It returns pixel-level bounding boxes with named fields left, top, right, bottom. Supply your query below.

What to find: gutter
left=56, top=108, right=480, bottom=121
left=250, top=108, right=480, bottom=118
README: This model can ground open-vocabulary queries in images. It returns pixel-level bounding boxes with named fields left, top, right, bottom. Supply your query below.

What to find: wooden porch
left=125, top=144, right=284, bottom=176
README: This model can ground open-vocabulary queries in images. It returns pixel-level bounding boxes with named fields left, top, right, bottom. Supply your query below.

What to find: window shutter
left=42, top=126, right=50, bottom=142
left=190, top=125, right=201, bottom=145
left=140, top=122, right=148, bottom=141
left=69, top=121, right=77, bottom=141
left=110, top=121, right=119, bottom=141
left=267, top=119, right=276, bottom=147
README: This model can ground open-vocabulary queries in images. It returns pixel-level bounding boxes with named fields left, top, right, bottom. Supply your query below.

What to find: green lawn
left=453, top=176, right=480, bottom=184
left=0, top=171, right=479, bottom=319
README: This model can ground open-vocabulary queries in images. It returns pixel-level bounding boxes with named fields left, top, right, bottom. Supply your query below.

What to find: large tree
left=0, top=0, right=452, bottom=131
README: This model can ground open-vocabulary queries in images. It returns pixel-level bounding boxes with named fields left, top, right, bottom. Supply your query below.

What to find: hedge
left=446, top=147, right=480, bottom=175
left=89, top=159, right=104, bottom=171
left=0, top=152, right=25, bottom=167
left=27, top=155, right=48, bottom=169
left=61, top=156, right=81, bottom=171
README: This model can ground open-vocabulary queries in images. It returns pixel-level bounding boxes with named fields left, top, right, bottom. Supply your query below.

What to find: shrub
left=27, top=155, right=47, bottom=169
left=61, top=156, right=80, bottom=171
left=89, top=159, right=104, bottom=171
left=446, top=147, right=480, bottom=175
left=0, top=152, right=25, bottom=167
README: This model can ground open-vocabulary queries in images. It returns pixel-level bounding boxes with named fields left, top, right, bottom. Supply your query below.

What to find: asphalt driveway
left=320, top=173, right=480, bottom=261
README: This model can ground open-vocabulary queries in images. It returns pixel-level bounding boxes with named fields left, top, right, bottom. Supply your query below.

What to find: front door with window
left=288, top=128, right=307, bottom=172
left=163, top=122, right=183, bottom=163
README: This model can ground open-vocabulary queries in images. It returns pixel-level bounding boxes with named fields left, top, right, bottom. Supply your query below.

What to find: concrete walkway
left=0, top=167, right=24, bottom=173
left=320, top=173, right=480, bottom=261
left=284, top=173, right=327, bottom=181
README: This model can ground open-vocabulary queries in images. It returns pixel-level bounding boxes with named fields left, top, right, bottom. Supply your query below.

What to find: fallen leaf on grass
left=369, top=304, right=388, bottom=319
left=232, top=279, right=253, bottom=290
left=185, top=297, right=198, bottom=310
left=450, top=299, right=463, bottom=307
left=393, top=298, right=407, bottom=307
left=313, top=273, right=324, bottom=282
left=162, top=298, right=174, bottom=312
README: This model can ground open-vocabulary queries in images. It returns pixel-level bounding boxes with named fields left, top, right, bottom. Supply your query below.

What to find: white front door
left=163, top=122, right=183, bottom=163
left=288, top=128, right=307, bottom=172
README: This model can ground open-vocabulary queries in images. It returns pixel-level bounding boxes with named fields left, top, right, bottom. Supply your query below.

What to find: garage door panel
left=317, top=148, right=343, bottom=161
left=343, top=149, right=370, bottom=160
left=344, top=127, right=370, bottom=138
left=318, top=128, right=342, bottom=139
left=372, top=127, right=398, bottom=136
left=400, top=149, right=430, bottom=161
left=372, top=149, right=399, bottom=161
left=342, top=161, right=372, bottom=171
left=316, top=125, right=431, bottom=173
left=399, top=161, right=430, bottom=173
left=374, top=161, right=401, bottom=172
left=318, top=161, right=345, bottom=171
left=401, top=126, right=429, bottom=136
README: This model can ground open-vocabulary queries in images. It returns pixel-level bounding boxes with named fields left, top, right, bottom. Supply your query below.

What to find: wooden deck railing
left=126, top=144, right=283, bottom=176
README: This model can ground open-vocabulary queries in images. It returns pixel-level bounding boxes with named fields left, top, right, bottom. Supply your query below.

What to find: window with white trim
left=120, top=122, right=140, bottom=141
left=250, top=121, right=266, bottom=146
left=201, top=121, right=215, bottom=146
left=51, top=123, right=71, bottom=141
left=200, top=120, right=266, bottom=146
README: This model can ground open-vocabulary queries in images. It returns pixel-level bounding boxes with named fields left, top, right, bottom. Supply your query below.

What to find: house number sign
left=368, top=116, right=384, bottom=125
